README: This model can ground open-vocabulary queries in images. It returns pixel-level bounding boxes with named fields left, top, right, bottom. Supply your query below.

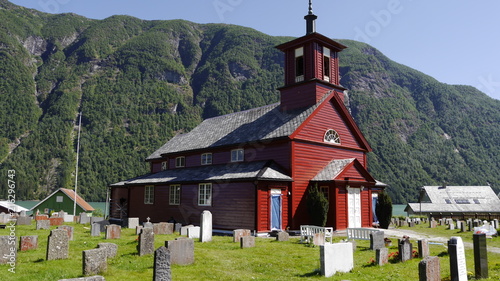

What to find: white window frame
left=144, top=185, right=154, bottom=204
left=161, top=161, right=168, bottom=171
left=198, top=183, right=212, bottom=206
left=295, top=47, right=304, bottom=82
left=323, top=47, right=331, bottom=82
left=175, top=156, right=185, bottom=168
left=201, top=153, right=212, bottom=165
left=231, top=149, right=244, bottom=162
left=324, top=129, right=341, bottom=144
left=169, top=184, right=181, bottom=205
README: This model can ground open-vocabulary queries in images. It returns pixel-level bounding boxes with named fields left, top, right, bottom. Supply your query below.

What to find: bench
left=300, top=225, right=333, bottom=244
left=346, top=228, right=381, bottom=241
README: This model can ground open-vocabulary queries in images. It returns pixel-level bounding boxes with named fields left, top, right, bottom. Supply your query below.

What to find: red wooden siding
left=293, top=99, right=364, bottom=151
left=335, top=187, right=348, bottom=229
left=361, top=187, right=373, bottom=227
left=256, top=184, right=290, bottom=232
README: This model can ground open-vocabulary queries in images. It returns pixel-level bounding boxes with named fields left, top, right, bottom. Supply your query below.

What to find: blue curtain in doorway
left=372, top=197, right=379, bottom=223
left=271, top=195, right=281, bottom=230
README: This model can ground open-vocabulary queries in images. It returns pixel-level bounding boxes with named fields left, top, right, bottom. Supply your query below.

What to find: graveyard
left=1, top=217, right=500, bottom=280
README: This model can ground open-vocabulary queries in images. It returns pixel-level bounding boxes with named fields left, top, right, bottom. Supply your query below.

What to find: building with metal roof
left=405, top=186, right=500, bottom=219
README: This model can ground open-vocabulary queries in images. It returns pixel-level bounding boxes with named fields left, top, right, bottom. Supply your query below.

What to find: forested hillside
left=0, top=0, right=499, bottom=203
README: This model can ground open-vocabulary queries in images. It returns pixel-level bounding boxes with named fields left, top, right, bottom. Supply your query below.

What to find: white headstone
left=187, top=226, right=200, bottom=239
left=200, top=210, right=212, bottom=242
left=128, top=217, right=139, bottom=229
left=449, top=236, right=467, bottom=281
left=320, top=243, right=354, bottom=278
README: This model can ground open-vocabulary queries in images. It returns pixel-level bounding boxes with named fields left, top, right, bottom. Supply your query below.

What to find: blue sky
left=9, top=0, right=500, bottom=100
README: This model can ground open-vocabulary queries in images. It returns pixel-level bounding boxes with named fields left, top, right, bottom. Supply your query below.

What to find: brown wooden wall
left=126, top=182, right=257, bottom=230
left=150, top=142, right=291, bottom=175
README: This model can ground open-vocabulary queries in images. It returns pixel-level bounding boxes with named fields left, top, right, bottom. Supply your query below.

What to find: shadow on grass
left=298, top=268, right=321, bottom=277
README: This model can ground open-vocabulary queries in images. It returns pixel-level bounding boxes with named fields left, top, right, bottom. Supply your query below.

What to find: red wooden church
left=110, top=2, right=386, bottom=233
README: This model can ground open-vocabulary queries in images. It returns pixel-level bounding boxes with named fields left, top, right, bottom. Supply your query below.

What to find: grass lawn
left=1, top=221, right=500, bottom=280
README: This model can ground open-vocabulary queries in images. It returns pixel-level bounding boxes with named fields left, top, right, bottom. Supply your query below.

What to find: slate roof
left=111, top=161, right=292, bottom=186
left=312, top=158, right=355, bottom=181
left=146, top=99, right=325, bottom=160
left=405, top=186, right=500, bottom=214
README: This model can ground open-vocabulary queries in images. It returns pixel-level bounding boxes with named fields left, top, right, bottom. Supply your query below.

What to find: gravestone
left=276, top=232, right=289, bottom=242
left=143, top=217, right=153, bottom=229
left=20, top=235, right=38, bottom=251
left=128, top=217, right=139, bottom=229
left=369, top=231, right=385, bottom=250
left=449, top=222, right=455, bottom=230
left=233, top=229, right=251, bottom=242
left=180, top=225, right=194, bottom=236
left=448, top=236, right=467, bottom=281
left=36, top=219, right=50, bottom=230
left=0, top=236, right=15, bottom=264
left=418, top=239, right=430, bottom=259
left=174, top=223, right=182, bottom=234
left=79, top=213, right=90, bottom=224
left=240, top=236, right=255, bottom=248
left=313, top=232, right=325, bottom=246
left=97, top=243, right=118, bottom=259
left=320, top=243, right=354, bottom=278
left=63, top=214, right=74, bottom=223
left=91, top=223, right=101, bottom=237
left=0, top=213, right=10, bottom=223
left=16, top=215, right=31, bottom=225
left=105, top=224, right=121, bottom=239
left=49, top=217, right=64, bottom=226
left=473, top=233, right=488, bottom=279
left=398, top=237, right=413, bottom=262
left=90, top=217, right=104, bottom=225
left=429, top=220, right=437, bottom=228
left=138, top=227, right=155, bottom=256
left=153, top=222, right=174, bottom=235
left=376, top=247, right=388, bottom=266
left=35, top=214, right=49, bottom=221
left=95, top=220, right=110, bottom=233
left=165, top=238, right=195, bottom=265
left=46, top=229, right=69, bottom=260
left=153, top=246, right=171, bottom=281
left=419, top=256, right=441, bottom=281
left=494, top=219, right=499, bottom=230
left=187, top=226, right=200, bottom=239
left=460, top=221, right=467, bottom=232
left=200, top=210, right=212, bottom=242
left=136, top=226, right=144, bottom=235
left=468, top=220, right=473, bottom=231
left=83, top=248, right=107, bottom=275
left=58, top=225, right=74, bottom=240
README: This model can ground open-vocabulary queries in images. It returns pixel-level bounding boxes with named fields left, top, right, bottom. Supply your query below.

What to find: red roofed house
left=110, top=3, right=385, bottom=232
left=30, top=188, right=95, bottom=215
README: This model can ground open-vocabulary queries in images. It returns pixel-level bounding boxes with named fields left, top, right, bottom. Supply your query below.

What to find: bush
left=306, top=184, right=329, bottom=227
left=376, top=191, right=393, bottom=229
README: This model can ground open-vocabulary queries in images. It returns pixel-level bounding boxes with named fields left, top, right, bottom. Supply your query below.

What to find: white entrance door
left=348, top=187, right=361, bottom=228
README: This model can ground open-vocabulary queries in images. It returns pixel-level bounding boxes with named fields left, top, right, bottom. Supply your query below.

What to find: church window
left=144, top=185, right=154, bottom=204
left=161, top=161, right=168, bottom=171
left=231, top=149, right=244, bottom=162
left=201, top=153, right=212, bottom=165
left=295, top=47, right=304, bottom=82
left=175, top=156, right=185, bottom=168
left=324, top=129, right=341, bottom=144
left=323, top=47, right=331, bottom=82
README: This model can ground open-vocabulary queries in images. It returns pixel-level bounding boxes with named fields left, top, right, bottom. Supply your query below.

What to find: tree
left=306, top=184, right=329, bottom=227
left=375, top=191, right=393, bottom=229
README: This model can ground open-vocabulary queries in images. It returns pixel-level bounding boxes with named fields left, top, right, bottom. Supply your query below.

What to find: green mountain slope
left=0, top=1, right=498, bottom=203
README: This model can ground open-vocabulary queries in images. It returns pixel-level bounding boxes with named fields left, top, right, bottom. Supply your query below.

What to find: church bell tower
left=277, top=0, right=347, bottom=112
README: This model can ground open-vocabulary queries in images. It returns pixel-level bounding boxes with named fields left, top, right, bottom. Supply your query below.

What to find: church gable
left=290, top=91, right=370, bottom=151
left=313, top=158, right=375, bottom=183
